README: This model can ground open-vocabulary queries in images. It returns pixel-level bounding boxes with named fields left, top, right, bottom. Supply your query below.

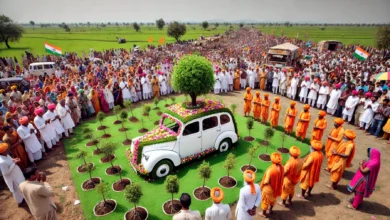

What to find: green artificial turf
left=63, top=96, right=310, bottom=220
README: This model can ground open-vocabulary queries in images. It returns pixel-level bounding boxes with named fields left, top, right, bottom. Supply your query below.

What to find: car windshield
left=161, top=116, right=180, bottom=134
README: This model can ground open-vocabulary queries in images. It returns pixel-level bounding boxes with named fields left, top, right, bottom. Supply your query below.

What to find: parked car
left=0, top=77, right=30, bottom=91
left=29, top=62, right=56, bottom=76
left=129, top=101, right=238, bottom=178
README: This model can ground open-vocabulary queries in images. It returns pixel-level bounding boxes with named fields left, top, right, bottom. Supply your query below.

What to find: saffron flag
left=44, top=42, right=62, bottom=56
left=158, top=36, right=165, bottom=44
left=147, top=37, right=153, bottom=43
left=353, top=46, right=370, bottom=61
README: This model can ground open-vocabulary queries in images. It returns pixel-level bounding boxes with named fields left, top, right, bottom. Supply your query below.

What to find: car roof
left=0, top=77, right=25, bottom=82
left=29, top=62, right=55, bottom=66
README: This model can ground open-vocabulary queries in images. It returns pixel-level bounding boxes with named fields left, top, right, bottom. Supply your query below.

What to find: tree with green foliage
left=156, top=18, right=165, bottom=30
left=264, top=127, right=275, bottom=152
left=113, top=105, right=122, bottom=123
left=124, top=183, right=143, bottom=216
left=214, top=23, right=219, bottom=28
left=76, top=150, right=88, bottom=166
left=224, top=153, right=236, bottom=178
left=153, top=97, right=159, bottom=109
left=197, top=161, right=212, bottom=190
left=123, top=100, right=134, bottom=118
left=172, top=55, right=215, bottom=106
left=376, top=26, right=390, bottom=52
left=170, top=97, right=176, bottom=104
left=85, top=161, right=95, bottom=181
left=246, top=117, right=254, bottom=137
left=97, top=112, right=108, bottom=135
left=164, top=175, right=180, bottom=213
left=247, top=146, right=258, bottom=166
left=101, top=142, right=119, bottom=172
left=29, top=21, right=35, bottom=28
left=143, top=105, right=151, bottom=117
left=239, top=23, right=244, bottom=28
left=0, top=15, right=24, bottom=48
left=230, top=104, right=237, bottom=115
left=96, top=182, right=110, bottom=205
left=120, top=111, right=130, bottom=141
left=167, top=21, right=186, bottom=42
left=133, top=22, right=140, bottom=32
left=201, top=21, right=209, bottom=30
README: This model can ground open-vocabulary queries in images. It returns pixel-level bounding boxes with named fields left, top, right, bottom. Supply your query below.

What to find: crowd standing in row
left=0, top=28, right=387, bottom=219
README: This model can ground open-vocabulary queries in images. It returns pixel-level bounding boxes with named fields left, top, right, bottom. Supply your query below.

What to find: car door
left=178, top=120, right=202, bottom=158
left=201, top=115, right=221, bottom=151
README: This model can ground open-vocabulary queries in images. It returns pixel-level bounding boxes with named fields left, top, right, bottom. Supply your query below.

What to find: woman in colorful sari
left=113, top=82, right=123, bottom=107
left=347, top=148, right=381, bottom=210
left=98, top=88, right=110, bottom=113
left=3, top=126, right=29, bottom=171
left=90, top=88, right=101, bottom=113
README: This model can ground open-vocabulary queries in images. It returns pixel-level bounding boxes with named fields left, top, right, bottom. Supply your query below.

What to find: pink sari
left=348, top=148, right=381, bottom=198
left=98, top=89, right=110, bottom=113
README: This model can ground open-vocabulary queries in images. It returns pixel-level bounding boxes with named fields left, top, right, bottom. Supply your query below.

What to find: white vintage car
left=129, top=100, right=238, bottom=178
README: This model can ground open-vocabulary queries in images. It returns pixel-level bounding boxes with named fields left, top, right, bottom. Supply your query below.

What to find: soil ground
left=1, top=90, right=389, bottom=220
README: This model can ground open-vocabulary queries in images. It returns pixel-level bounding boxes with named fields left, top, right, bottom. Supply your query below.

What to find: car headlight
left=142, top=153, right=149, bottom=161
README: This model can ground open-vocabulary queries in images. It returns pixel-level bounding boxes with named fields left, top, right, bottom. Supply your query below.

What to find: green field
left=63, top=96, right=310, bottom=220
left=0, top=25, right=378, bottom=62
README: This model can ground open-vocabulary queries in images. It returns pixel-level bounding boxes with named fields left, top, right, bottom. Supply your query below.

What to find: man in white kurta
left=159, top=74, right=167, bottom=96
left=44, top=104, right=64, bottom=142
left=220, top=71, right=229, bottom=93
left=141, top=75, right=150, bottom=100
left=104, top=84, right=115, bottom=109
left=326, top=85, right=342, bottom=115
left=235, top=171, right=261, bottom=220
left=17, top=117, right=43, bottom=164
left=317, top=82, right=329, bottom=109
left=307, top=79, right=320, bottom=107
left=57, top=100, right=75, bottom=137
left=299, top=77, right=311, bottom=103
left=34, top=108, right=57, bottom=150
left=290, top=74, right=299, bottom=99
left=227, top=71, right=234, bottom=91
left=272, top=69, right=280, bottom=94
left=248, top=68, right=255, bottom=89
left=342, top=90, right=360, bottom=122
left=119, top=78, right=131, bottom=101
left=279, top=70, right=287, bottom=96
left=214, top=73, right=221, bottom=94
left=0, top=144, right=25, bottom=205
left=360, top=96, right=379, bottom=130
left=205, top=187, right=232, bottom=220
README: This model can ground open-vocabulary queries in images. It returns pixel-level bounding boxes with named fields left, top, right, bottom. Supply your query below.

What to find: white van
left=129, top=101, right=238, bottom=178
left=29, top=62, right=56, bottom=77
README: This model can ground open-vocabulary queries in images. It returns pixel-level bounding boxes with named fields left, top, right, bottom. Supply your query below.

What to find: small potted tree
left=120, top=111, right=132, bottom=145
left=142, top=105, right=151, bottom=118
left=118, top=110, right=129, bottom=132
left=124, top=100, right=138, bottom=122
left=138, top=114, right=148, bottom=134
left=113, top=105, right=122, bottom=125
left=93, top=182, right=117, bottom=216
left=112, top=157, right=131, bottom=192
left=230, top=104, right=237, bottom=115
left=100, top=142, right=117, bottom=165
left=84, top=128, right=98, bottom=147
left=162, top=175, right=181, bottom=215
left=193, top=161, right=211, bottom=200
left=170, top=97, right=176, bottom=104
left=219, top=153, right=237, bottom=188
left=240, top=145, right=258, bottom=172
left=97, top=112, right=111, bottom=138
left=164, top=98, right=170, bottom=107
left=76, top=150, right=94, bottom=173
left=153, top=97, right=160, bottom=110
left=244, top=117, right=255, bottom=142
left=259, top=127, right=275, bottom=161
left=81, top=163, right=100, bottom=191
left=277, top=132, right=289, bottom=154
left=124, top=183, right=148, bottom=220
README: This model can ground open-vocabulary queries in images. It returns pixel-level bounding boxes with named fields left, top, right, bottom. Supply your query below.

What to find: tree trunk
left=227, top=169, right=230, bottom=178
left=89, top=171, right=92, bottom=180
left=266, top=145, right=269, bottom=154
left=171, top=193, right=174, bottom=213
left=83, top=158, right=87, bottom=166
left=190, top=93, right=197, bottom=106
left=203, top=178, right=205, bottom=189
left=125, top=131, right=128, bottom=140
left=249, top=157, right=252, bottom=166
left=5, top=38, right=10, bottom=48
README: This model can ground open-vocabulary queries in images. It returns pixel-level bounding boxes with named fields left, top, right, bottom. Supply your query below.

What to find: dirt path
left=1, top=91, right=389, bottom=220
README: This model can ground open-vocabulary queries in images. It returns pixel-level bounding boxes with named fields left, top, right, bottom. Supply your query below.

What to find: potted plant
left=240, top=145, right=258, bottom=172
left=100, top=142, right=117, bottom=165
left=259, top=127, right=275, bottom=161
left=170, top=96, right=176, bottom=104
left=219, top=153, right=237, bottom=188
left=81, top=163, right=100, bottom=191
left=97, top=112, right=111, bottom=138
left=230, top=103, right=237, bottom=115
left=119, top=110, right=132, bottom=145
left=124, top=183, right=148, bottom=220
left=118, top=110, right=129, bottom=132
left=112, top=158, right=131, bottom=192
left=244, top=117, right=255, bottom=142
left=193, top=161, right=212, bottom=200
left=83, top=128, right=98, bottom=147
left=138, top=115, right=148, bottom=134
left=162, top=175, right=181, bottom=215
left=277, top=132, right=289, bottom=154
left=153, top=97, right=160, bottom=110
left=93, top=182, right=117, bottom=216
left=124, top=100, right=138, bottom=122
left=164, top=98, right=169, bottom=107
left=76, top=150, right=94, bottom=173
left=142, top=105, right=151, bottom=118
left=113, top=105, right=122, bottom=125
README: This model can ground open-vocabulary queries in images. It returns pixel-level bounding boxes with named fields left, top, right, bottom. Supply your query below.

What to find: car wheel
left=219, top=138, right=231, bottom=152
left=151, top=160, right=173, bottom=179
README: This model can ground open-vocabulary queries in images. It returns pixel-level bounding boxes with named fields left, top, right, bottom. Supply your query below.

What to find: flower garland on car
left=180, top=147, right=216, bottom=164
left=167, top=99, right=225, bottom=119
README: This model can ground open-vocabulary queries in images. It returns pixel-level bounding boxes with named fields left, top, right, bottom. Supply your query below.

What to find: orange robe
left=244, top=92, right=253, bottom=114
left=300, top=150, right=324, bottom=190
left=325, top=127, right=344, bottom=159
left=260, top=164, right=284, bottom=210
left=152, top=78, right=160, bottom=97
left=234, top=71, right=240, bottom=90
left=3, top=132, right=28, bottom=171
left=269, top=102, right=281, bottom=128
left=328, top=140, right=355, bottom=183
left=281, top=157, right=303, bottom=200
left=260, top=71, right=266, bottom=90
left=311, top=118, right=327, bottom=141
left=253, top=97, right=262, bottom=120
left=284, top=107, right=297, bottom=133
left=261, top=99, right=270, bottom=123
left=91, top=91, right=101, bottom=113
left=295, top=111, right=311, bottom=139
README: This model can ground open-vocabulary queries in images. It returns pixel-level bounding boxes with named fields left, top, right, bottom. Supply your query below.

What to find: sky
left=1, top=0, right=389, bottom=24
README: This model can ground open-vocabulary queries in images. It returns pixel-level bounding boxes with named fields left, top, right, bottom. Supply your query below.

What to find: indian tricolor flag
left=44, top=42, right=62, bottom=56
left=353, top=46, right=370, bottom=61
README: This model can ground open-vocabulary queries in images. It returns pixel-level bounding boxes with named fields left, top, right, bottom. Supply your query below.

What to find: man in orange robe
left=234, top=70, right=240, bottom=90
left=259, top=70, right=266, bottom=90
left=260, top=94, right=270, bottom=124
left=325, top=118, right=345, bottom=170
left=311, top=110, right=327, bottom=141
left=269, top=97, right=281, bottom=128
left=284, top=101, right=297, bottom=135
left=259, top=152, right=284, bottom=218
left=253, top=92, right=262, bottom=121
left=298, top=140, right=324, bottom=198
left=326, top=130, right=356, bottom=190
left=243, top=87, right=253, bottom=117
left=295, top=104, right=311, bottom=142
left=280, top=146, right=303, bottom=207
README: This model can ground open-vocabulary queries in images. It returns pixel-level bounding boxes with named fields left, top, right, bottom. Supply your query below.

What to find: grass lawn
left=63, top=96, right=310, bottom=220
left=0, top=25, right=377, bottom=62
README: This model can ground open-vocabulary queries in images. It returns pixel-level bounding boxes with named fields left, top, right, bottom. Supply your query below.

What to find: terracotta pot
left=123, top=206, right=149, bottom=220
left=93, top=199, right=117, bottom=217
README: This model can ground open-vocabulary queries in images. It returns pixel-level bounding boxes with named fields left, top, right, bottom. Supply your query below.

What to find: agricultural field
left=0, top=24, right=378, bottom=62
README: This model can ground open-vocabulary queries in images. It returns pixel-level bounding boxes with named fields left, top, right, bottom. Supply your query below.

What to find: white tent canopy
left=270, top=43, right=299, bottom=51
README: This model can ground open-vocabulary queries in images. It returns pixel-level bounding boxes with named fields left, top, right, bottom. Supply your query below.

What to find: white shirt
left=235, top=184, right=261, bottom=220
left=17, top=124, right=42, bottom=153
left=0, top=155, right=25, bottom=193
left=206, top=203, right=232, bottom=220
left=173, top=209, right=202, bottom=220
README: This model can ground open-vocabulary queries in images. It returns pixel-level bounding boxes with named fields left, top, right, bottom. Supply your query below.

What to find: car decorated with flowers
left=127, top=100, right=238, bottom=178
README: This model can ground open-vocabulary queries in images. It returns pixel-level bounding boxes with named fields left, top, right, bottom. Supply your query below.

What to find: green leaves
left=164, top=175, right=179, bottom=194
left=246, top=117, right=254, bottom=130
left=197, top=161, right=212, bottom=180
left=223, top=153, right=236, bottom=172
left=124, top=183, right=143, bottom=204
left=97, top=112, right=105, bottom=122
left=264, top=127, right=275, bottom=141
left=120, top=110, right=128, bottom=120
left=167, top=21, right=186, bottom=41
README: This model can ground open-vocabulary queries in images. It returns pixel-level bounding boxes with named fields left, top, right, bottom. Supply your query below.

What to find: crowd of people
left=0, top=28, right=387, bottom=219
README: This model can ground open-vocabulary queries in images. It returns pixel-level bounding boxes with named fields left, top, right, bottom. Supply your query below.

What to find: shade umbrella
left=375, top=72, right=390, bottom=81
